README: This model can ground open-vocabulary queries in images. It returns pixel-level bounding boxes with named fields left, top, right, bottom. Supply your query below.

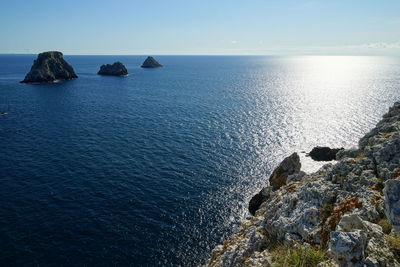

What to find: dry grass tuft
left=385, top=234, right=400, bottom=260
left=378, top=218, right=392, bottom=234
left=271, top=246, right=327, bottom=267
left=370, top=178, right=384, bottom=192
left=286, top=182, right=299, bottom=193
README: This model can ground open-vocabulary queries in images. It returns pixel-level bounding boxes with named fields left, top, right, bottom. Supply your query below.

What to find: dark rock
left=249, top=153, right=302, bottom=214
left=141, top=56, right=163, bottom=68
left=269, top=152, right=301, bottom=191
left=249, top=186, right=272, bottom=215
left=97, top=62, right=128, bottom=76
left=21, top=51, right=77, bottom=83
left=308, top=146, right=344, bottom=161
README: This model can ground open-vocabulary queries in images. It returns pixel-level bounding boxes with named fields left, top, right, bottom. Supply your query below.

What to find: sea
left=0, top=55, right=399, bottom=266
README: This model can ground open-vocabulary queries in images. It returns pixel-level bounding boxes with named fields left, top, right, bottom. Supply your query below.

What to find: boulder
left=329, top=230, right=367, bottom=267
left=384, top=179, right=400, bottom=234
left=269, top=152, right=301, bottom=191
left=141, top=56, right=163, bottom=68
left=308, top=146, right=344, bottom=161
left=330, top=214, right=399, bottom=266
left=97, top=62, right=128, bottom=76
left=21, top=51, right=77, bottom=83
left=263, top=168, right=339, bottom=243
left=248, top=186, right=272, bottom=215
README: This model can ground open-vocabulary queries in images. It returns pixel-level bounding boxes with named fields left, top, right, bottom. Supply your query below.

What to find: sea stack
left=141, top=56, right=163, bottom=68
left=20, top=51, right=77, bottom=84
left=97, top=62, right=128, bottom=76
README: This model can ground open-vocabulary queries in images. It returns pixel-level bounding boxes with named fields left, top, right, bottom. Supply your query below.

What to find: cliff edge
left=208, top=102, right=400, bottom=267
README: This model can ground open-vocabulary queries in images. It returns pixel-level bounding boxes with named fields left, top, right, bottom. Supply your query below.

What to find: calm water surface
left=0, top=55, right=399, bottom=266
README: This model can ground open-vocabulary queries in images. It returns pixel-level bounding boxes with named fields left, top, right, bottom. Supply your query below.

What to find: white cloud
left=231, top=40, right=238, bottom=44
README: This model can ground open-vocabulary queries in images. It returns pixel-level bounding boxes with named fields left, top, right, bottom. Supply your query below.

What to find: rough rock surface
left=21, top=51, right=77, bottom=83
left=248, top=186, right=273, bottom=215
left=208, top=102, right=400, bottom=267
left=384, top=179, right=400, bottom=234
left=329, top=229, right=366, bottom=266
left=141, top=56, right=163, bottom=68
left=248, top=153, right=302, bottom=215
left=97, top=62, right=128, bottom=76
left=308, top=146, right=344, bottom=161
left=269, top=152, right=301, bottom=191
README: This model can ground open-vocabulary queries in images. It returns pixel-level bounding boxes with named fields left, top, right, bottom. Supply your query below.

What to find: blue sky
left=1, top=0, right=399, bottom=55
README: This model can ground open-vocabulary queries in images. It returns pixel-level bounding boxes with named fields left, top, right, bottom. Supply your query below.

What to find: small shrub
left=381, top=132, right=395, bottom=139
left=332, top=175, right=345, bottom=184
left=320, top=197, right=336, bottom=222
left=371, top=178, right=385, bottom=192
left=371, top=193, right=383, bottom=206
left=356, top=153, right=366, bottom=160
left=378, top=218, right=392, bottom=234
left=392, top=168, right=400, bottom=179
left=263, top=233, right=282, bottom=251
left=320, top=203, right=334, bottom=222
left=385, top=235, right=400, bottom=260
left=327, top=197, right=363, bottom=230
left=320, top=197, right=363, bottom=246
left=286, top=182, right=299, bottom=193
left=271, top=246, right=327, bottom=267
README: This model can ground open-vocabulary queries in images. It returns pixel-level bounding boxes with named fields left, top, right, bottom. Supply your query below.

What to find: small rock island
left=308, top=146, right=344, bottom=161
left=97, top=62, right=128, bottom=76
left=20, top=51, right=77, bottom=84
left=141, top=56, right=163, bottom=68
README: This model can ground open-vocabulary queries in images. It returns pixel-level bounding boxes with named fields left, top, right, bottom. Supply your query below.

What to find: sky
left=0, top=0, right=399, bottom=55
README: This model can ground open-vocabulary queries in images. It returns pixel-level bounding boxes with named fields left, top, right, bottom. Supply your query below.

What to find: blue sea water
left=0, top=55, right=400, bottom=266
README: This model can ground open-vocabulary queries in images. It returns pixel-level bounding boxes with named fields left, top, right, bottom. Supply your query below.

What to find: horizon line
left=1, top=53, right=399, bottom=57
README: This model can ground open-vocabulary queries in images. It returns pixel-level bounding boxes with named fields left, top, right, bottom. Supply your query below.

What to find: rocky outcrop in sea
left=20, top=51, right=77, bottom=83
left=141, top=56, right=163, bottom=68
left=208, top=102, right=400, bottom=266
left=308, top=146, right=344, bottom=161
left=97, top=62, right=128, bottom=76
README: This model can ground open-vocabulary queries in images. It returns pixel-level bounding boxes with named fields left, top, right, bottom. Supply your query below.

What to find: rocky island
left=308, top=146, right=344, bottom=161
left=141, top=56, right=163, bottom=68
left=97, top=62, right=128, bottom=76
left=20, top=51, right=77, bottom=84
left=208, top=102, right=400, bottom=266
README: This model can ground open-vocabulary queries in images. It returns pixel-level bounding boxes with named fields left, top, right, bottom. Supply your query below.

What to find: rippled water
left=0, top=55, right=399, bottom=266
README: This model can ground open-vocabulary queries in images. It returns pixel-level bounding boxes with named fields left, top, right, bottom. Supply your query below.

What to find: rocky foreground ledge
left=208, top=102, right=400, bottom=267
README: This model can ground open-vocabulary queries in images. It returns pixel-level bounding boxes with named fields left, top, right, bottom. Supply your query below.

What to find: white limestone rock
left=331, top=214, right=399, bottom=266
left=384, top=179, right=400, bottom=234
left=329, top=230, right=367, bottom=267
left=207, top=102, right=400, bottom=267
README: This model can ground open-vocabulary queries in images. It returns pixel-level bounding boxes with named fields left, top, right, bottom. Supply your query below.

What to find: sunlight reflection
left=254, top=56, right=394, bottom=172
